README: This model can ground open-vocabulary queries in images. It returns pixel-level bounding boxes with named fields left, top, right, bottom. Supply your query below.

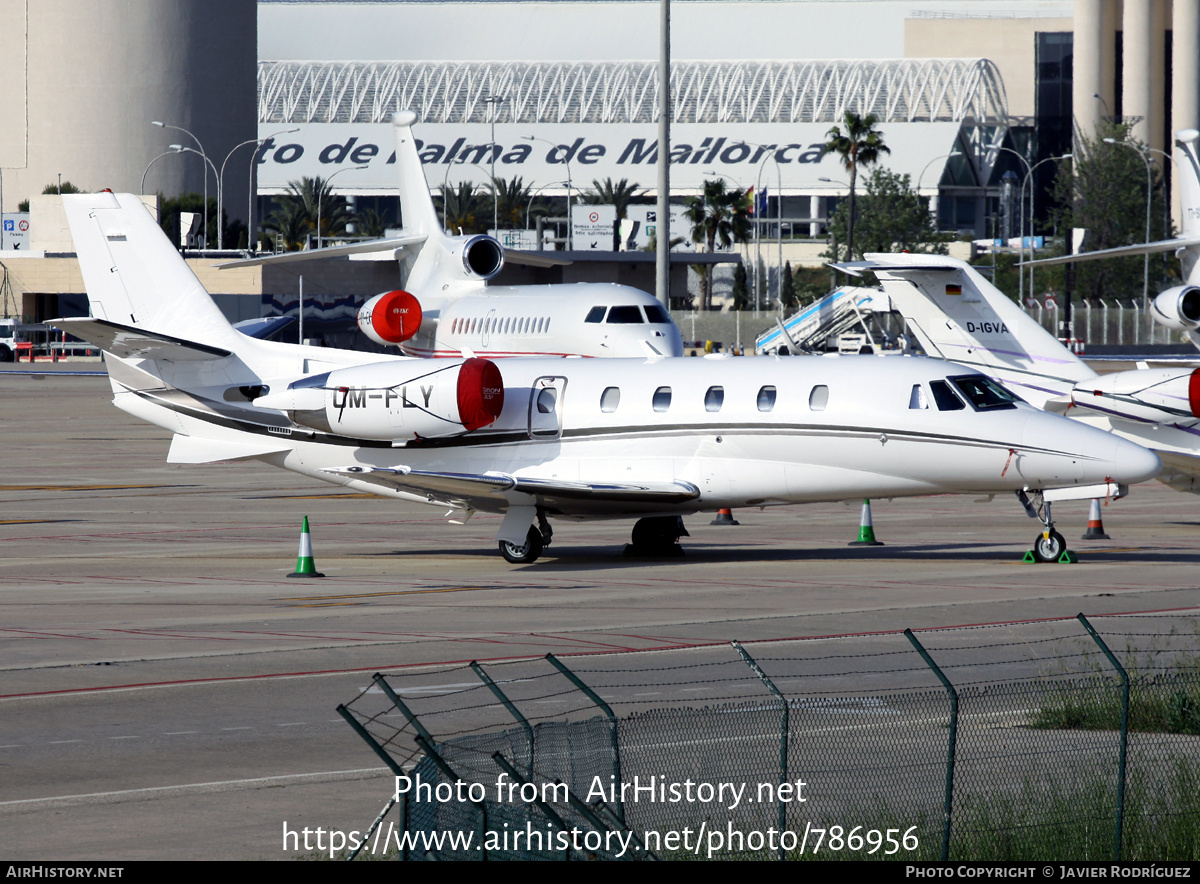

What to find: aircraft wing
left=322, top=465, right=700, bottom=511
left=213, top=233, right=429, bottom=269
left=1154, top=451, right=1200, bottom=494
left=1019, top=236, right=1200, bottom=268
left=50, top=317, right=231, bottom=361
left=503, top=249, right=572, bottom=268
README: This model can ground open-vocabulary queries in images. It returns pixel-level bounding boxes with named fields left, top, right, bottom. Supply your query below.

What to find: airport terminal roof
left=258, top=58, right=1008, bottom=127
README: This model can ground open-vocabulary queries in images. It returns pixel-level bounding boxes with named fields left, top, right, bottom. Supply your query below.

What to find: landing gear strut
left=1017, top=491, right=1073, bottom=564
left=498, top=509, right=553, bottom=564
left=626, top=516, right=688, bottom=557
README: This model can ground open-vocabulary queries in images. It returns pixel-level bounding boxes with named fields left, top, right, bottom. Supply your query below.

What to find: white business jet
left=1024, top=128, right=1200, bottom=350
left=221, top=111, right=682, bottom=359
left=53, top=191, right=1159, bottom=563
left=839, top=252, right=1200, bottom=497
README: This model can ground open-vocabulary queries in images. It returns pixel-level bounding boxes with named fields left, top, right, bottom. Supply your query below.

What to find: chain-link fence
left=339, top=613, right=1200, bottom=861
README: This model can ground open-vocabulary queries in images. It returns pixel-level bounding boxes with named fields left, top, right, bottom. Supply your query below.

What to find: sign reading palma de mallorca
left=255, top=123, right=961, bottom=196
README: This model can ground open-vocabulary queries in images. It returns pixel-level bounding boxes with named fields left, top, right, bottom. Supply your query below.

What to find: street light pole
left=484, top=95, right=505, bottom=232
left=152, top=121, right=212, bottom=247
left=171, top=146, right=219, bottom=250
left=220, top=128, right=299, bottom=251
left=316, top=164, right=368, bottom=250
left=1104, top=137, right=1154, bottom=316
left=524, top=135, right=573, bottom=250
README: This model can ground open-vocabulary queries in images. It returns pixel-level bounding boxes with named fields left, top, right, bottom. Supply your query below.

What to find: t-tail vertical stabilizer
left=844, top=253, right=1096, bottom=408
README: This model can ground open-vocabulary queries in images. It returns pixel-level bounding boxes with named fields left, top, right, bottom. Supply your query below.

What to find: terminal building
left=0, top=1, right=1197, bottom=322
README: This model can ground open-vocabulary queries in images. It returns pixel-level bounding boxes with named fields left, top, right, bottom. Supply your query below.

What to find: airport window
left=608, top=306, right=644, bottom=324
left=585, top=306, right=607, bottom=323
left=757, top=385, right=776, bottom=412
left=537, top=388, right=558, bottom=414
left=600, top=386, right=621, bottom=413
left=909, top=384, right=929, bottom=409
left=652, top=386, right=672, bottom=412
left=929, top=380, right=966, bottom=411
left=644, top=303, right=671, bottom=324
left=705, top=386, right=724, bottom=412
left=809, top=385, right=829, bottom=411
left=949, top=375, right=1019, bottom=411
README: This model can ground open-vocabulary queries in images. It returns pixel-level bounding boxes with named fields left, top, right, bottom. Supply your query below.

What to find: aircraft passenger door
left=528, top=376, right=566, bottom=440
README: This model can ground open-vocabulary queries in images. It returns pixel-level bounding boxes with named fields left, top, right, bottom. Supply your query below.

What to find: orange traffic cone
left=710, top=508, right=740, bottom=525
left=1080, top=499, right=1110, bottom=540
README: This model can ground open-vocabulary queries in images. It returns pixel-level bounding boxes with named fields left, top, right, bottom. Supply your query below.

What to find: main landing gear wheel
left=1032, top=529, right=1066, bottom=564
left=499, top=527, right=544, bottom=564
left=627, top=516, right=688, bottom=557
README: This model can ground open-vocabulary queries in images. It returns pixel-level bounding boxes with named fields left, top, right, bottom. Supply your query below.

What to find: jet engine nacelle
left=257, top=357, right=505, bottom=441
left=455, top=234, right=505, bottom=280
left=1151, top=286, right=1200, bottom=330
left=1070, top=367, right=1200, bottom=425
left=357, top=290, right=424, bottom=346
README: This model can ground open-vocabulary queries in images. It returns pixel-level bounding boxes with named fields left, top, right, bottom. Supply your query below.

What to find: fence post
left=904, top=629, right=958, bottom=861
left=490, top=751, right=574, bottom=860
left=732, top=641, right=788, bottom=860
left=545, top=653, right=625, bottom=822
left=1077, top=613, right=1130, bottom=861
left=414, top=734, right=490, bottom=860
left=471, top=661, right=536, bottom=776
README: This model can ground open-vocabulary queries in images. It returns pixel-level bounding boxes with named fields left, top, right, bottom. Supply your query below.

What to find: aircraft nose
left=1111, top=436, right=1163, bottom=484
left=1019, top=411, right=1161, bottom=486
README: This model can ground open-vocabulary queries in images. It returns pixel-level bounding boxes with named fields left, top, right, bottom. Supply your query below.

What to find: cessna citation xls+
left=55, top=192, right=1160, bottom=563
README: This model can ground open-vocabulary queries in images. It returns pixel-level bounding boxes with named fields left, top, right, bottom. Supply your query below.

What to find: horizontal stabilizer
left=1021, top=236, right=1200, bottom=267
left=503, top=249, right=572, bottom=268
left=167, top=434, right=293, bottom=464
left=51, top=317, right=231, bottom=361
left=214, top=233, right=428, bottom=269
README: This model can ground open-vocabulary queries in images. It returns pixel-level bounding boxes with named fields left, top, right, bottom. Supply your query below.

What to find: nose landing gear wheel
left=1032, top=529, right=1066, bottom=563
left=499, top=527, right=543, bottom=564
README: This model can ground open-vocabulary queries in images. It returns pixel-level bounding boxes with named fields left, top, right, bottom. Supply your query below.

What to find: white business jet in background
left=221, top=111, right=683, bottom=360
left=53, top=191, right=1159, bottom=564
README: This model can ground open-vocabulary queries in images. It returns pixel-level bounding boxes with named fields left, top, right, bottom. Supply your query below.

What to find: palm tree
left=262, top=177, right=354, bottom=250
left=824, top=112, right=890, bottom=260
left=683, top=179, right=752, bottom=310
left=436, top=181, right=488, bottom=235
left=488, top=176, right=535, bottom=229
left=582, top=178, right=647, bottom=249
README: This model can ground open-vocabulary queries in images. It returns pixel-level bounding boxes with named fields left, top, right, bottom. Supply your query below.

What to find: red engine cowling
left=457, top=357, right=505, bottom=430
left=357, top=290, right=423, bottom=346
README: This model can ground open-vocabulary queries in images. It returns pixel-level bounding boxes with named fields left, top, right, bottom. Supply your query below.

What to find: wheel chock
left=1022, top=550, right=1037, bottom=563
left=1057, top=549, right=1078, bottom=564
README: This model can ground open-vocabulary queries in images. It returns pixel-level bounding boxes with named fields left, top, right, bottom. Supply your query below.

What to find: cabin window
left=757, top=385, right=776, bottom=412
left=585, top=306, right=607, bottom=323
left=652, top=386, right=672, bottom=412
left=909, top=384, right=929, bottom=409
left=607, top=306, right=643, bottom=324
left=808, top=385, right=829, bottom=411
left=644, top=303, right=671, bottom=324
left=929, top=380, right=966, bottom=411
left=600, top=386, right=621, bottom=413
left=950, top=375, right=1019, bottom=411
left=704, top=386, right=724, bottom=412
left=537, top=388, right=558, bottom=414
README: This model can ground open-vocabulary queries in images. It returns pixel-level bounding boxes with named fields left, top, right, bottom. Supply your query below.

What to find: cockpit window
left=644, top=303, right=671, bottom=324
left=607, top=306, right=644, bottom=324
left=949, top=375, right=1020, bottom=411
left=908, top=384, right=929, bottom=409
left=929, top=380, right=965, bottom=411
left=585, top=306, right=606, bottom=323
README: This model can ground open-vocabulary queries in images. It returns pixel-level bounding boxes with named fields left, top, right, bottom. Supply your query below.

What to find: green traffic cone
left=848, top=498, right=883, bottom=546
left=288, top=515, right=325, bottom=578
